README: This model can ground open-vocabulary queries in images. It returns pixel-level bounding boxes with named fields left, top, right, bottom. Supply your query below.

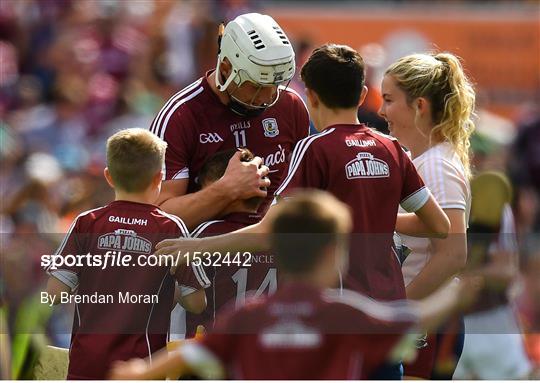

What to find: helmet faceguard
left=216, top=13, right=295, bottom=116
left=225, top=70, right=291, bottom=118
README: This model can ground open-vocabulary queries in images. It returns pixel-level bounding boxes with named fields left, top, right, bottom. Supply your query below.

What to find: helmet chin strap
left=217, top=67, right=268, bottom=118
left=227, top=94, right=267, bottom=118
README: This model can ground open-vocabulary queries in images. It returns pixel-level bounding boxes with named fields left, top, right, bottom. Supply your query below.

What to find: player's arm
left=44, top=217, right=83, bottom=304
left=109, top=341, right=224, bottom=380
left=414, top=275, right=482, bottom=332
left=109, top=346, right=185, bottom=380
left=157, top=153, right=270, bottom=229
left=157, top=220, right=271, bottom=270
left=172, top=283, right=207, bottom=313
left=406, top=209, right=467, bottom=299
left=156, top=136, right=320, bottom=268
left=46, top=277, right=71, bottom=305
left=156, top=206, right=276, bottom=273
left=181, top=135, right=323, bottom=263
left=158, top=178, right=233, bottom=230
left=177, top=288, right=206, bottom=314
left=173, top=253, right=210, bottom=313
left=396, top=194, right=450, bottom=238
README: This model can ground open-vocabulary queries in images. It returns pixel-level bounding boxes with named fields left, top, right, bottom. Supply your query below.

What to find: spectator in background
left=358, top=43, right=388, bottom=134
left=509, top=112, right=540, bottom=235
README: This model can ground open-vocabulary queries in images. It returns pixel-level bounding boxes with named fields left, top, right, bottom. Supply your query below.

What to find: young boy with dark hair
left=179, top=148, right=272, bottom=338
left=275, top=44, right=449, bottom=300
left=197, top=148, right=264, bottom=214
left=44, top=128, right=208, bottom=379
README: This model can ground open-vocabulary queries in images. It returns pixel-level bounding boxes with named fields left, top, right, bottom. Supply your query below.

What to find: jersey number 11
left=233, top=130, right=247, bottom=147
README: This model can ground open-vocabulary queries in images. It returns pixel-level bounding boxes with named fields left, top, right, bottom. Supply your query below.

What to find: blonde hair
left=385, top=52, right=476, bottom=178
left=106, top=128, right=167, bottom=192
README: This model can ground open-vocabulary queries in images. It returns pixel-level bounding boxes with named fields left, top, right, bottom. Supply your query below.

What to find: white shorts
left=454, top=305, right=532, bottom=379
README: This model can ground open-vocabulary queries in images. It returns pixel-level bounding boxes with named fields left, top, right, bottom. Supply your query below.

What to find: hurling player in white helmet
left=215, top=13, right=296, bottom=117
left=150, top=13, right=309, bottom=232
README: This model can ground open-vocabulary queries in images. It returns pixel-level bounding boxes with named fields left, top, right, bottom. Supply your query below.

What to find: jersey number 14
left=231, top=268, right=277, bottom=306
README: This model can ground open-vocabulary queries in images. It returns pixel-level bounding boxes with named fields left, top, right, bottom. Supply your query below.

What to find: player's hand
left=155, top=237, right=203, bottom=275
left=219, top=151, right=270, bottom=199
left=453, top=275, right=484, bottom=311
left=108, top=358, right=148, bottom=380
left=473, top=248, right=517, bottom=291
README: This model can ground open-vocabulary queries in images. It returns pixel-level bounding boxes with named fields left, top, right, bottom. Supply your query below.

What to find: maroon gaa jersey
left=46, top=200, right=203, bottom=380
left=184, top=212, right=278, bottom=337
left=149, top=74, right=310, bottom=223
left=274, top=124, right=429, bottom=300
left=186, top=282, right=418, bottom=379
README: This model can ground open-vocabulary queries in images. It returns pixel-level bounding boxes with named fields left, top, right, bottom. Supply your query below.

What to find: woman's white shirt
left=400, top=142, right=471, bottom=286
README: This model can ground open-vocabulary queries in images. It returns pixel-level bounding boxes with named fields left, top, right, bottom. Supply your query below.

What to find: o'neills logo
left=97, top=229, right=152, bottom=254
left=230, top=121, right=250, bottom=131
left=345, top=152, right=390, bottom=179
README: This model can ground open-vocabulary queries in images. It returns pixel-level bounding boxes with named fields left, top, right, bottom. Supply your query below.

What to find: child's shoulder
left=365, top=127, right=397, bottom=142
left=71, top=203, right=189, bottom=236
left=153, top=208, right=190, bottom=237
left=71, top=205, right=110, bottom=226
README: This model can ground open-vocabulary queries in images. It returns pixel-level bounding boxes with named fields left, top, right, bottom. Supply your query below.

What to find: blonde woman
left=379, top=52, right=474, bottom=379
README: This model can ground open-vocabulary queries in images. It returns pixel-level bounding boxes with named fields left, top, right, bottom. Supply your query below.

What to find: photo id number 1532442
left=186, top=251, right=252, bottom=268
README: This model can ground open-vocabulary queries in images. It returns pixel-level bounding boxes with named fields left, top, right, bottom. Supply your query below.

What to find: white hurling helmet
left=216, top=13, right=295, bottom=115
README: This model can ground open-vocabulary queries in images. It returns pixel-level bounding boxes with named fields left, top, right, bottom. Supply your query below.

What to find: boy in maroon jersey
left=110, top=190, right=480, bottom=380
left=182, top=149, right=275, bottom=337
left=44, top=128, right=208, bottom=379
left=274, top=44, right=449, bottom=300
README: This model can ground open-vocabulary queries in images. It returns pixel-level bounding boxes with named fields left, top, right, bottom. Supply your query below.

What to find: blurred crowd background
left=0, top=0, right=539, bottom=378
